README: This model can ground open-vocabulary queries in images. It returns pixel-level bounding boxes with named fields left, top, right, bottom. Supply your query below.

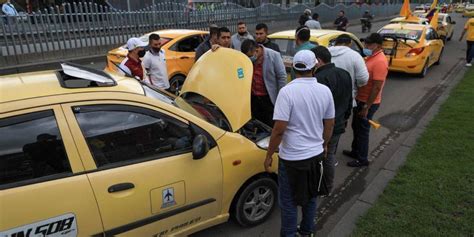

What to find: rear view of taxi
left=463, top=5, right=474, bottom=18
left=378, top=23, right=444, bottom=77
left=435, top=13, right=456, bottom=41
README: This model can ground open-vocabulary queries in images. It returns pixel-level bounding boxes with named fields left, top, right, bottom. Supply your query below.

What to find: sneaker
left=334, top=160, right=339, bottom=167
left=342, top=150, right=358, bottom=159
left=466, top=63, right=472, bottom=67
left=347, top=160, right=369, bottom=167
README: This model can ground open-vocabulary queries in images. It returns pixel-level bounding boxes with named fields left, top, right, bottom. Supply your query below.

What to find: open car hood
left=180, top=48, right=253, bottom=132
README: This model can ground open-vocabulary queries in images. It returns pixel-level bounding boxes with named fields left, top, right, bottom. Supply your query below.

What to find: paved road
left=191, top=14, right=469, bottom=237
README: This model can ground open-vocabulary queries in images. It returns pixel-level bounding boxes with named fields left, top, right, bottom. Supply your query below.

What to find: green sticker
left=237, top=68, right=244, bottom=79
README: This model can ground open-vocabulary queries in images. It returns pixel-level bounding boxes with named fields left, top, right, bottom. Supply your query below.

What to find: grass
left=352, top=68, right=474, bottom=236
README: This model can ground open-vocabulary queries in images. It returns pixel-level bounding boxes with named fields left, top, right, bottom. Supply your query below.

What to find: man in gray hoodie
left=329, top=34, right=369, bottom=107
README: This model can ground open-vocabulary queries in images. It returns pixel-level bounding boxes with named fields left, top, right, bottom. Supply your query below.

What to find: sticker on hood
left=0, top=213, right=78, bottom=237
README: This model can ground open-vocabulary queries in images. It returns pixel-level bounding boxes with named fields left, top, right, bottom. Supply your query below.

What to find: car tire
left=232, top=177, right=278, bottom=227
left=418, top=59, right=429, bottom=78
left=169, top=75, right=186, bottom=96
left=434, top=48, right=443, bottom=65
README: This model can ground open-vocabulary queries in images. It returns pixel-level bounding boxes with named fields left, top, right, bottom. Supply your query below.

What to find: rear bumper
left=387, top=56, right=426, bottom=74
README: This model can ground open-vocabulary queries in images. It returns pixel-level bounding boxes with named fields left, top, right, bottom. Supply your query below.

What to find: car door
left=425, top=28, right=437, bottom=65
left=429, top=29, right=443, bottom=64
left=61, top=101, right=223, bottom=236
left=169, top=35, right=204, bottom=75
left=446, top=16, right=454, bottom=36
left=0, top=105, right=103, bottom=236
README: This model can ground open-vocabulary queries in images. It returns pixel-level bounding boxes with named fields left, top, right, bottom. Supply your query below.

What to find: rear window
left=378, top=28, right=423, bottom=41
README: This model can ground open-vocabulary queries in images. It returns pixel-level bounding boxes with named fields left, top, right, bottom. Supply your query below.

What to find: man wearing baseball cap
left=265, top=50, right=335, bottom=236
left=119, top=37, right=148, bottom=81
left=344, top=33, right=388, bottom=167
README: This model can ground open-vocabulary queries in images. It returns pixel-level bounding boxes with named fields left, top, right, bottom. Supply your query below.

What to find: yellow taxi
left=389, top=16, right=429, bottom=25
left=463, top=5, right=474, bottom=17
left=268, top=29, right=364, bottom=70
left=378, top=23, right=444, bottom=77
left=455, top=4, right=465, bottom=13
left=434, top=13, right=456, bottom=41
left=0, top=49, right=279, bottom=236
left=105, top=29, right=208, bottom=94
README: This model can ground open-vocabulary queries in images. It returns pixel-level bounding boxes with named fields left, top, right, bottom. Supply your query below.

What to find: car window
left=273, top=39, right=296, bottom=57
left=74, top=105, right=193, bottom=168
left=172, top=35, right=203, bottom=52
left=350, top=39, right=362, bottom=54
left=425, top=29, right=434, bottom=40
left=0, top=110, right=71, bottom=188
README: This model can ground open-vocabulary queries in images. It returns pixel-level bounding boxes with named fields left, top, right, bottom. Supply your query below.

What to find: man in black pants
left=312, top=46, right=353, bottom=190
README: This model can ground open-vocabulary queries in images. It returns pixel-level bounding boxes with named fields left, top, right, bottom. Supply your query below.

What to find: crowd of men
left=118, top=18, right=390, bottom=236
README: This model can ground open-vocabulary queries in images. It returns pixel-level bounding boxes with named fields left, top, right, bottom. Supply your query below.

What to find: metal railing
left=0, top=2, right=402, bottom=69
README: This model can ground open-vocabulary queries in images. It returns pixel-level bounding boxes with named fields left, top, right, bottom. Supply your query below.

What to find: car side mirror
left=192, top=134, right=209, bottom=160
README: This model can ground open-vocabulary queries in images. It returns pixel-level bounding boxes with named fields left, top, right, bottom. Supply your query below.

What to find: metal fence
left=0, top=2, right=402, bottom=69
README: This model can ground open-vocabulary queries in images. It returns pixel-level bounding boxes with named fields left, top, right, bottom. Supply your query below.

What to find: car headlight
left=256, top=136, right=270, bottom=150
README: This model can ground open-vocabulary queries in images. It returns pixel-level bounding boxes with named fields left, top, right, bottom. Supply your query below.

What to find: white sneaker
left=334, top=160, right=339, bottom=167
left=466, top=63, right=472, bottom=67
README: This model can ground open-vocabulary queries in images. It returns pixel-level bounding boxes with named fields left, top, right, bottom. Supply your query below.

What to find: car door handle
left=180, top=56, right=190, bottom=59
left=108, top=183, right=135, bottom=193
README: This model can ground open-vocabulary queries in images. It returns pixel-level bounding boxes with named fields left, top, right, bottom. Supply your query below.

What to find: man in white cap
left=264, top=50, right=335, bottom=237
left=119, top=37, right=148, bottom=81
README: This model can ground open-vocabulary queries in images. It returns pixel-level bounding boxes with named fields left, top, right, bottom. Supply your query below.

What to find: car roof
left=390, top=16, right=428, bottom=23
left=0, top=70, right=144, bottom=103
left=269, top=29, right=351, bottom=39
left=144, top=29, right=207, bottom=39
left=382, top=23, right=429, bottom=31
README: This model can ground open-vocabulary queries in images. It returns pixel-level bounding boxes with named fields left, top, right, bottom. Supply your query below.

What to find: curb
left=327, top=61, right=468, bottom=237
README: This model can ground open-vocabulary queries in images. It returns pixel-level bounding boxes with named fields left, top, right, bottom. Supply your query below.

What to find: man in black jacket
left=312, top=46, right=353, bottom=191
left=195, top=24, right=219, bottom=61
left=255, top=23, right=280, bottom=53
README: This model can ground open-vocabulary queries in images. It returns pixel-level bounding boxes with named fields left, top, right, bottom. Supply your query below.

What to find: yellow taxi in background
left=463, top=5, right=474, bottom=17
left=105, top=29, right=208, bottom=94
left=434, top=13, right=456, bottom=41
left=389, top=16, right=429, bottom=25
left=0, top=49, right=279, bottom=236
left=378, top=23, right=444, bottom=77
left=455, top=4, right=465, bottom=13
left=268, top=29, right=364, bottom=70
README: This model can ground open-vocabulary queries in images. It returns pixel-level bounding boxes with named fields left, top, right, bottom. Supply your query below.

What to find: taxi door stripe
left=93, top=198, right=216, bottom=237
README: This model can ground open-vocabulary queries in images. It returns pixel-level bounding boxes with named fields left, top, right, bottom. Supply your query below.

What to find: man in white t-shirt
left=264, top=50, right=335, bottom=237
left=143, top=33, right=170, bottom=90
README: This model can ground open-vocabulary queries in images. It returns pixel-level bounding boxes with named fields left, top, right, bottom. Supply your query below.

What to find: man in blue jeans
left=344, top=33, right=388, bottom=167
left=264, top=50, right=335, bottom=236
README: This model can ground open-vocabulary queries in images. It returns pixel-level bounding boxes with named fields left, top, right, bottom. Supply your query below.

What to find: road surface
left=191, top=13, right=469, bottom=237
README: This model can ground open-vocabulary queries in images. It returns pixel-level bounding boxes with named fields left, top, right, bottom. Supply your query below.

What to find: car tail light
left=406, top=47, right=425, bottom=57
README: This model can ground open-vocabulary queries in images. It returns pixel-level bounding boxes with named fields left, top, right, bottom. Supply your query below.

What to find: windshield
left=273, top=38, right=318, bottom=68
left=143, top=85, right=231, bottom=131
left=379, top=28, right=423, bottom=41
